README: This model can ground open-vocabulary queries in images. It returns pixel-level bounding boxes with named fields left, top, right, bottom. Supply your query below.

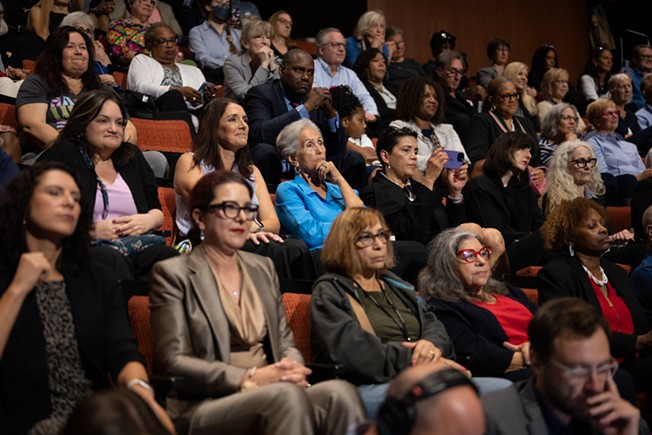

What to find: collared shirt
left=586, top=132, right=645, bottom=177
left=534, top=385, right=594, bottom=435
left=635, top=104, right=652, bottom=130
left=282, top=94, right=338, bottom=132
left=312, top=57, right=379, bottom=116
left=189, top=21, right=242, bottom=69
left=630, top=67, right=646, bottom=109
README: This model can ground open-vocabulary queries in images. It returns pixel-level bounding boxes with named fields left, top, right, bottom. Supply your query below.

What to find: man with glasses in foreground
left=483, top=297, right=647, bottom=435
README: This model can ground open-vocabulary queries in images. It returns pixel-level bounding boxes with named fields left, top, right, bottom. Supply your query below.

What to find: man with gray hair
left=435, top=50, right=476, bottom=139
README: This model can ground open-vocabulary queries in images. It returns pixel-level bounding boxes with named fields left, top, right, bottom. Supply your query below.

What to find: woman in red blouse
left=538, top=197, right=652, bottom=394
left=423, top=228, right=537, bottom=380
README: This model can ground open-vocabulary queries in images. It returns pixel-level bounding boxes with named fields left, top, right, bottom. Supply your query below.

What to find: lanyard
left=78, top=146, right=110, bottom=219
left=489, top=110, right=526, bottom=135
left=353, top=277, right=412, bottom=341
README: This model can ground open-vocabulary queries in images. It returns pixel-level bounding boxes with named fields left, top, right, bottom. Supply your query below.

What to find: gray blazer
left=223, top=52, right=279, bottom=102
left=149, top=245, right=302, bottom=417
left=482, top=379, right=548, bottom=435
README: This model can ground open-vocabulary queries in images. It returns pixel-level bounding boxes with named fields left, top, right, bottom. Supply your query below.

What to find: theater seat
left=131, top=117, right=193, bottom=154
left=282, top=292, right=313, bottom=363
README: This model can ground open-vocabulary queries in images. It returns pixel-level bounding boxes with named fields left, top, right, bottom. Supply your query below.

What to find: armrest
left=306, top=363, right=346, bottom=384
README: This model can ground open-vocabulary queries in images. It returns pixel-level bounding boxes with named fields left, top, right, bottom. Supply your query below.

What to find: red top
left=473, top=295, right=532, bottom=345
left=588, top=276, right=634, bottom=335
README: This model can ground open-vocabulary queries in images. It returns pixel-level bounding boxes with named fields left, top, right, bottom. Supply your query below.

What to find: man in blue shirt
left=628, top=45, right=652, bottom=110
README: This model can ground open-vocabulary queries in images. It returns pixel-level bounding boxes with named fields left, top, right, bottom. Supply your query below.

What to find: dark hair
left=429, top=31, right=456, bottom=57
left=187, top=170, right=253, bottom=245
left=540, top=197, right=609, bottom=253
left=144, top=22, right=177, bottom=50
left=486, top=37, right=510, bottom=60
left=484, top=131, right=535, bottom=185
left=579, top=46, right=613, bottom=91
left=375, top=126, right=417, bottom=169
left=352, top=47, right=386, bottom=82
left=193, top=98, right=252, bottom=179
left=58, top=89, right=134, bottom=165
left=330, top=85, right=363, bottom=119
left=62, top=387, right=171, bottom=435
left=529, top=298, right=610, bottom=363
left=530, top=44, right=558, bottom=82
left=36, top=26, right=100, bottom=96
left=0, top=161, right=92, bottom=275
left=396, top=76, right=445, bottom=124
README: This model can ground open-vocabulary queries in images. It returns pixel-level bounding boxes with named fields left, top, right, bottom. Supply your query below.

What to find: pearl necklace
left=582, top=264, right=608, bottom=286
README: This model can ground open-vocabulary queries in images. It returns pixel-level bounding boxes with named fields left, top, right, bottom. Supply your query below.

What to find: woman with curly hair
left=389, top=76, right=468, bottom=180
left=422, top=229, right=536, bottom=380
left=538, top=197, right=652, bottom=395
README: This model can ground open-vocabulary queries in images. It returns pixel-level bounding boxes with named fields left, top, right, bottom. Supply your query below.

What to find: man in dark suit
left=245, top=48, right=365, bottom=189
left=483, top=298, right=646, bottom=435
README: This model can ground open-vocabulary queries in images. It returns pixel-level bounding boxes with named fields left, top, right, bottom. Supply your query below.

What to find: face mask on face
left=212, top=4, right=230, bottom=23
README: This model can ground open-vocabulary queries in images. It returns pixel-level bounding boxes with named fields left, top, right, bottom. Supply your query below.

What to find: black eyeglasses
left=571, top=158, right=597, bottom=168
left=499, top=93, right=519, bottom=101
left=155, top=37, right=179, bottom=46
left=355, top=230, right=392, bottom=247
left=206, top=201, right=259, bottom=221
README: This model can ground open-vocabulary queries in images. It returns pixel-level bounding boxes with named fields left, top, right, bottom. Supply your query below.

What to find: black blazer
left=39, top=139, right=161, bottom=216
left=361, top=173, right=465, bottom=245
left=428, top=284, right=537, bottom=377
left=538, top=255, right=649, bottom=361
left=362, top=80, right=397, bottom=130
left=0, top=262, right=144, bottom=434
left=245, top=80, right=346, bottom=158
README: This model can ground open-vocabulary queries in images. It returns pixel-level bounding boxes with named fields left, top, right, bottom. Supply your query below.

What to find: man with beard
left=483, top=297, right=647, bottom=435
left=245, top=48, right=365, bottom=189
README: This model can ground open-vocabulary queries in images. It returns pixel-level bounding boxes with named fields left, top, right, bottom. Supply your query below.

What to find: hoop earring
left=294, top=165, right=300, bottom=175
left=568, top=243, right=574, bottom=257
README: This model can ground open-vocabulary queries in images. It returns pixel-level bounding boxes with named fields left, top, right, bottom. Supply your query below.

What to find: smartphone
left=198, top=82, right=214, bottom=103
left=442, top=149, right=465, bottom=169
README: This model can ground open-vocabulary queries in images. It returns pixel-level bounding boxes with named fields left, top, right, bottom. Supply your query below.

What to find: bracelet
left=126, top=378, right=154, bottom=394
left=447, top=195, right=464, bottom=205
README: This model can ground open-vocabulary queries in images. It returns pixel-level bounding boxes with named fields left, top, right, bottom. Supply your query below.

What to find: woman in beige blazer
left=149, top=169, right=366, bottom=435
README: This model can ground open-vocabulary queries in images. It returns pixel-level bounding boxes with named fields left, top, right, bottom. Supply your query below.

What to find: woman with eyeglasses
left=127, top=23, right=210, bottom=114
left=421, top=229, right=536, bottom=380
left=579, top=46, right=614, bottom=103
left=464, top=77, right=541, bottom=178
left=538, top=103, right=581, bottom=166
left=585, top=98, right=652, bottom=205
left=149, top=169, right=366, bottom=435
left=223, top=18, right=278, bottom=103
left=539, top=197, right=652, bottom=396
left=269, top=10, right=294, bottom=66
left=107, top=0, right=157, bottom=68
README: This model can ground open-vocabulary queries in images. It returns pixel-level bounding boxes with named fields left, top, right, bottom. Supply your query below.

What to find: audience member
left=310, top=207, right=456, bottom=418
left=464, top=132, right=545, bottom=271
left=313, top=27, right=379, bottom=123
left=536, top=68, right=580, bottom=131
left=635, top=73, right=652, bottom=129
left=106, top=0, right=155, bottom=68
left=344, top=10, right=390, bottom=69
left=628, top=44, right=652, bottom=109
left=435, top=50, right=476, bottom=139
left=374, top=364, right=486, bottom=435
left=173, top=98, right=315, bottom=280
left=39, top=89, right=177, bottom=280
left=390, top=76, right=469, bottom=177
left=0, top=1, right=45, bottom=72
left=528, top=44, right=557, bottom=92
left=483, top=298, right=647, bottom=435
left=245, top=48, right=365, bottom=189
left=127, top=23, right=208, bottom=115
left=385, top=27, right=426, bottom=94
left=352, top=47, right=397, bottom=136
left=609, top=73, right=641, bottom=138
left=269, top=10, right=293, bottom=65
left=274, top=119, right=363, bottom=251
left=423, top=229, right=535, bottom=380
left=223, top=18, right=278, bottom=103
left=502, top=61, right=538, bottom=130
left=632, top=205, right=652, bottom=325
left=231, top=0, right=260, bottom=22
left=61, top=387, right=173, bottom=435
left=149, top=169, right=366, bottom=435
left=464, top=77, right=540, bottom=171
left=578, top=46, right=614, bottom=103
left=476, top=37, right=510, bottom=88
left=105, top=0, right=182, bottom=36
left=423, top=30, right=456, bottom=79
left=539, top=197, right=652, bottom=397
left=538, top=103, right=580, bottom=166
left=0, top=161, right=172, bottom=434
left=188, top=0, right=241, bottom=84
left=585, top=98, right=651, bottom=205
left=28, top=0, right=71, bottom=40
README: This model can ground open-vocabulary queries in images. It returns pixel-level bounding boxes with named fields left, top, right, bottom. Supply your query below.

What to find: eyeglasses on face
left=559, top=115, right=579, bottom=123
left=554, top=79, right=569, bottom=85
left=456, top=247, right=492, bottom=263
left=355, top=229, right=392, bottom=247
left=445, top=68, right=464, bottom=77
left=155, top=37, right=179, bottom=46
left=549, top=357, right=618, bottom=381
left=277, top=18, right=293, bottom=26
left=601, top=110, right=619, bottom=118
left=206, top=201, right=259, bottom=221
left=499, top=93, right=519, bottom=102
left=571, top=158, right=597, bottom=168
left=322, top=42, right=345, bottom=50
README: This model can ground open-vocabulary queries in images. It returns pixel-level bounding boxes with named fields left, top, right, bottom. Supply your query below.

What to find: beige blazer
left=149, top=245, right=302, bottom=417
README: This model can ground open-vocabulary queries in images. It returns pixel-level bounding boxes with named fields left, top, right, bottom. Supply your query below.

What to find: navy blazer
left=428, top=284, right=537, bottom=377
left=0, top=262, right=144, bottom=434
left=245, top=80, right=346, bottom=157
left=538, top=255, right=649, bottom=361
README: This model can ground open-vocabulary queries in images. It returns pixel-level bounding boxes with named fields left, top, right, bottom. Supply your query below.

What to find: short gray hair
left=316, top=27, right=342, bottom=47
left=436, top=50, right=463, bottom=69
left=419, top=229, right=506, bottom=303
left=540, top=103, right=578, bottom=140
left=607, top=73, right=631, bottom=93
left=276, top=118, right=321, bottom=159
left=60, top=11, right=95, bottom=34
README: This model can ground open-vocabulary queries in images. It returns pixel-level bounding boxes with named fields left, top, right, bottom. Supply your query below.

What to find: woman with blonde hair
left=344, top=10, right=391, bottom=68
left=502, top=62, right=538, bottom=128
left=269, top=10, right=294, bottom=65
